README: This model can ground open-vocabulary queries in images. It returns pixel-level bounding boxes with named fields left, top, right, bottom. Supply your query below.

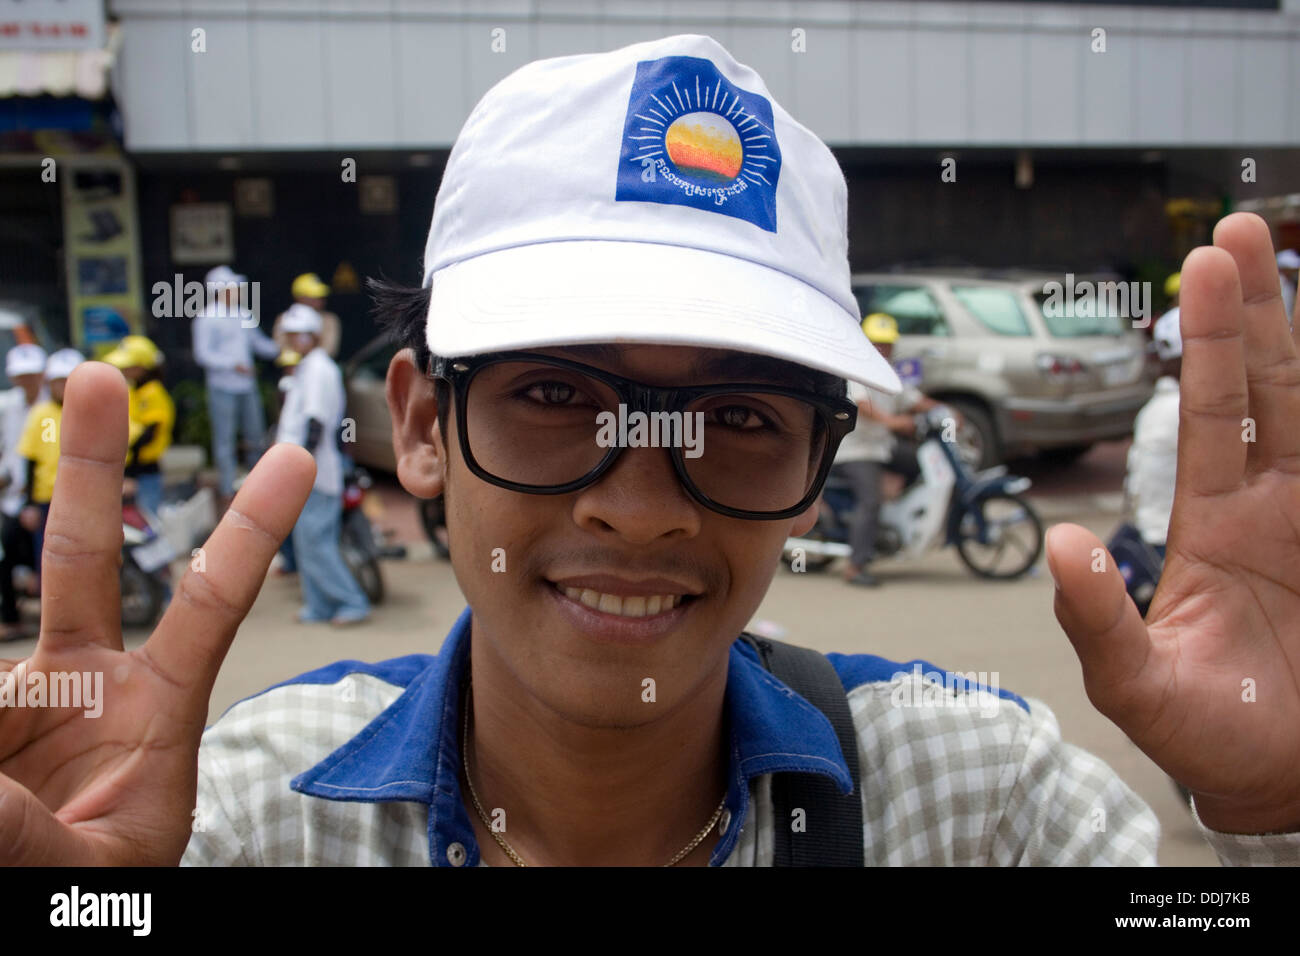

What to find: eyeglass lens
left=463, top=360, right=829, bottom=514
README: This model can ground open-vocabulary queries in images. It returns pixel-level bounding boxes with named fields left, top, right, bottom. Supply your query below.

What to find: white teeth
left=558, top=585, right=688, bottom=618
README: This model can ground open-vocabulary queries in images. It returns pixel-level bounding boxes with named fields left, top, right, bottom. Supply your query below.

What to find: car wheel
left=946, top=400, right=999, bottom=470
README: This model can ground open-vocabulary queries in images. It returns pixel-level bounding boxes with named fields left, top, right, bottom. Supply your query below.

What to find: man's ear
left=386, top=348, right=444, bottom=499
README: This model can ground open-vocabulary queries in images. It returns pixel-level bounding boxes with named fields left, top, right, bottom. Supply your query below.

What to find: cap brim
left=426, top=241, right=901, bottom=394
left=102, top=349, right=132, bottom=369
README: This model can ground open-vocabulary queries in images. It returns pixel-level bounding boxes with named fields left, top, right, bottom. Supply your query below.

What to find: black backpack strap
left=739, top=633, right=864, bottom=867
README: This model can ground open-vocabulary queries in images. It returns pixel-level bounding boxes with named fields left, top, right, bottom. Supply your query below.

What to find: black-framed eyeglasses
left=428, top=350, right=857, bottom=520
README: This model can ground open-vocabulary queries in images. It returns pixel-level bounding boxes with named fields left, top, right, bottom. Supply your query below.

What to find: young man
left=830, top=313, right=939, bottom=588
left=1125, top=309, right=1184, bottom=561
left=273, top=273, right=342, bottom=359
left=3, top=36, right=1300, bottom=867
left=103, top=334, right=175, bottom=516
left=275, top=304, right=369, bottom=626
left=192, top=265, right=281, bottom=502
left=1278, top=249, right=1298, bottom=327
left=15, top=348, right=82, bottom=591
left=0, top=344, right=46, bottom=640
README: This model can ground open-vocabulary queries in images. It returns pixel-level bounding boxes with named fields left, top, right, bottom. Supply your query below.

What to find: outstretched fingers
left=139, top=443, right=315, bottom=697
left=1210, top=213, right=1300, bottom=472
left=1175, top=246, right=1250, bottom=500
left=37, top=363, right=130, bottom=652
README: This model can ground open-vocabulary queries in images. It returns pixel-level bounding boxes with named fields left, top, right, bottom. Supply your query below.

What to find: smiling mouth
left=553, top=584, right=698, bottom=618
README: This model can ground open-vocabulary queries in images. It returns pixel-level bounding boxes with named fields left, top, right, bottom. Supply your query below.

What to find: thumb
left=1045, top=523, right=1152, bottom=718
left=0, top=772, right=99, bottom=866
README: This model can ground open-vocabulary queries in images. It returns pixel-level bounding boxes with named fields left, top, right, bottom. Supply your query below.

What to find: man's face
left=12, top=372, right=43, bottom=403
left=875, top=341, right=894, bottom=363
left=298, top=295, right=326, bottom=310
left=289, top=332, right=317, bottom=354
left=49, top=378, right=67, bottom=404
left=430, top=345, right=822, bottom=729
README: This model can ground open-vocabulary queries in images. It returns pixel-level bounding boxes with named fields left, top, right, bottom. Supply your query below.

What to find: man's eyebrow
left=555, top=344, right=817, bottom=387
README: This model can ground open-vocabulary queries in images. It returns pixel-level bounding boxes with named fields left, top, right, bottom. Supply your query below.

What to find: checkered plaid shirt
left=182, top=607, right=1300, bottom=866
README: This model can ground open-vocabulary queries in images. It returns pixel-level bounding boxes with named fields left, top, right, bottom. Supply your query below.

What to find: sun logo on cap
left=664, top=112, right=743, bottom=183
left=617, top=56, right=781, bottom=232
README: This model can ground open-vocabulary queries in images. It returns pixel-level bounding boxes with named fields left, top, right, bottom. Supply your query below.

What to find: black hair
left=365, top=276, right=849, bottom=433
left=366, top=277, right=449, bottom=435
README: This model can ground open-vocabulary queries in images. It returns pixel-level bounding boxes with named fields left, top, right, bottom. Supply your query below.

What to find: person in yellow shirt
left=17, top=348, right=83, bottom=584
left=103, top=335, right=174, bottom=516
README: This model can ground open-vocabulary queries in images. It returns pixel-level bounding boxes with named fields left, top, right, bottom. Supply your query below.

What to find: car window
left=951, top=286, right=1031, bottom=336
left=852, top=284, right=950, bottom=336
left=1034, top=291, right=1129, bottom=337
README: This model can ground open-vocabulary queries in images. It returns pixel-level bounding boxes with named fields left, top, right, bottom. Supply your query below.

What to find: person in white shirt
left=830, top=313, right=941, bottom=588
left=191, top=265, right=281, bottom=501
left=275, top=304, right=370, bottom=626
left=0, top=344, right=46, bottom=640
left=1278, top=249, right=1298, bottom=328
left=1125, top=307, right=1182, bottom=556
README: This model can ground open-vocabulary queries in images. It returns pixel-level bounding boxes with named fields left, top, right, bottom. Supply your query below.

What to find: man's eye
left=523, top=381, right=579, bottom=405
left=710, top=404, right=768, bottom=430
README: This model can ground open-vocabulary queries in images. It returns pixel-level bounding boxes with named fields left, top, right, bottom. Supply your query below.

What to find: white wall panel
left=118, top=18, right=191, bottom=150
left=854, top=26, right=912, bottom=144
left=1238, top=39, right=1288, bottom=143
left=1134, top=33, right=1186, bottom=144
left=968, top=31, right=1025, bottom=144
left=1081, top=24, right=1134, bottom=144
left=249, top=18, right=327, bottom=147
left=110, top=0, right=1300, bottom=151
left=394, top=20, right=471, bottom=145
left=1184, top=34, right=1237, bottom=144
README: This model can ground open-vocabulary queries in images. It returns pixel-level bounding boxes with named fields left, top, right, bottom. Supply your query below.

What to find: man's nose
left=570, top=443, right=702, bottom=544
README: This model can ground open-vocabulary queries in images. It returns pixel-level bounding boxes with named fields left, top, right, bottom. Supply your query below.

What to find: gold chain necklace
left=460, top=681, right=727, bottom=867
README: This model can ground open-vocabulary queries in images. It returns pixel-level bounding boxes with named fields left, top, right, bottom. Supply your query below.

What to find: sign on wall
left=61, top=156, right=143, bottom=351
left=0, top=0, right=105, bottom=51
left=170, top=202, right=234, bottom=264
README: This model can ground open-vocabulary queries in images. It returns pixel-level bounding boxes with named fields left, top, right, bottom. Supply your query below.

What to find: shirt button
left=718, top=808, right=733, bottom=836
left=446, top=842, right=467, bottom=867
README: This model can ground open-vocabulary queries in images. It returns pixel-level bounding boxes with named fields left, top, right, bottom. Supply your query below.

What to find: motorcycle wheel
left=121, top=557, right=166, bottom=629
left=954, top=492, right=1043, bottom=580
left=341, top=515, right=385, bottom=605
left=420, top=497, right=451, bottom=560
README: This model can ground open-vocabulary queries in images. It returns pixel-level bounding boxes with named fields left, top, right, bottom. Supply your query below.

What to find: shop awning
left=0, top=23, right=119, bottom=100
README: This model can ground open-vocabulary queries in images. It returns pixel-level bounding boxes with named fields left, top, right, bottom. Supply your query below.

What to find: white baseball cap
left=5, top=344, right=47, bottom=378
left=1153, top=307, right=1182, bottom=360
left=280, top=303, right=322, bottom=335
left=422, top=34, right=901, bottom=394
left=45, top=347, right=84, bottom=381
left=206, top=265, right=247, bottom=287
left=1277, top=249, right=1300, bottom=270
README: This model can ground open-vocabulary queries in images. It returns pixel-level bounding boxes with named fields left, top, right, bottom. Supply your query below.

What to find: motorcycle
left=121, top=499, right=175, bottom=628
left=784, top=405, right=1044, bottom=580
left=340, top=464, right=385, bottom=605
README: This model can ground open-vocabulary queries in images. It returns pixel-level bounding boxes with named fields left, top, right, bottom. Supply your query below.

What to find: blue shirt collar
left=292, top=605, right=853, bottom=866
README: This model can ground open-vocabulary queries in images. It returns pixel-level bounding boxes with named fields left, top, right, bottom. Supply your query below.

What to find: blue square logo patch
left=615, top=55, right=781, bottom=233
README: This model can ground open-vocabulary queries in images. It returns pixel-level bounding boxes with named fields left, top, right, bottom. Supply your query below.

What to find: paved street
left=2, top=438, right=1219, bottom=865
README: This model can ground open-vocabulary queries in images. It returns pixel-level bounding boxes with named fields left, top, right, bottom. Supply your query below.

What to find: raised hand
left=1047, top=212, right=1300, bottom=835
left=0, top=362, right=313, bottom=864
